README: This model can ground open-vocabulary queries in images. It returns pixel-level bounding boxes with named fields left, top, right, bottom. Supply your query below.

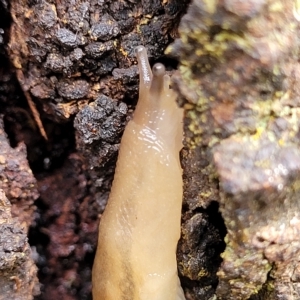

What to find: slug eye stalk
left=135, top=45, right=152, bottom=91
left=150, top=63, right=165, bottom=98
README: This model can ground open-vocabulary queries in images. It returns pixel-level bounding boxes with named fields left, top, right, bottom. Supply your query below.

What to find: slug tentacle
left=150, top=63, right=165, bottom=98
left=135, top=45, right=152, bottom=93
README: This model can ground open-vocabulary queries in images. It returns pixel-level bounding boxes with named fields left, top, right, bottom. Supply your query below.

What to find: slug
left=92, top=45, right=185, bottom=300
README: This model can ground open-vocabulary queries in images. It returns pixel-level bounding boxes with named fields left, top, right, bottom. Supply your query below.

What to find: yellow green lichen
left=197, top=268, right=209, bottom=278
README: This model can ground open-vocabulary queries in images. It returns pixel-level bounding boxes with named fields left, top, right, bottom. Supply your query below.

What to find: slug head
left=134, top=46, right=183, bottom=152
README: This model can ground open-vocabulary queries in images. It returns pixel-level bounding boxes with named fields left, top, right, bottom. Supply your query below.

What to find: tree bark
left=171, top=0, right=300, bottom=299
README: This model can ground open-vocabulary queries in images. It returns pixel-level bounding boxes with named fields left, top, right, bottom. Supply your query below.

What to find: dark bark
left=1, top=0, right=190, bottom=299
left=0, top=120, right=39, bottom=299
left=171, top=0, right=300, bottom=299
left=2, top=0, right=298, bottom=299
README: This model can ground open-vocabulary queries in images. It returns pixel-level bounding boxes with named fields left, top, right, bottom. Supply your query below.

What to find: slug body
left=92, top=46, right=185, bottom=300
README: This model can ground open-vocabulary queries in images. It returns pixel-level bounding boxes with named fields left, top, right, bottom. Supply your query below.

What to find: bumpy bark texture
left=74, top=94, right=128, bottom=211
left=6, top=0, right=300, bottom=298
left=169, top=0, right=300, bottom=299
left=9, top=0, right=185, bottom=122
left=0, top=118, right=39, bottom=230
left=0, top=190, right=39, bottom=300
left=0, top=118, right=39, bottom=299
left=4, top=0, right=190, bottom=299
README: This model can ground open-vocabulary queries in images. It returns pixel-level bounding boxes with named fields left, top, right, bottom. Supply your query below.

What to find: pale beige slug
left=92, top=45, right=185, bottom=300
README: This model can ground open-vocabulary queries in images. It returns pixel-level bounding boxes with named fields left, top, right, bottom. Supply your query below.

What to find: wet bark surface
left=0, top=118, right=39, bottom=299
left=1, top=0, right=195, bottom=299
left=171, top=0, right=300, bottom=299
left=1, top=0, right=299, bottom=299
left=0, top=190, right=39, bottom=300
